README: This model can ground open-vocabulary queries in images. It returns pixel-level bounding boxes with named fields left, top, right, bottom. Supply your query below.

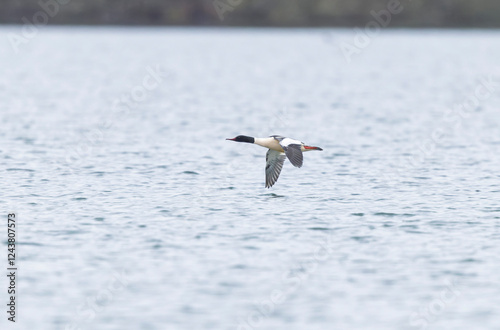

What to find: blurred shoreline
left=1, top=0, right=500, bottom=28
left=2, top=24, right=500, bottom=30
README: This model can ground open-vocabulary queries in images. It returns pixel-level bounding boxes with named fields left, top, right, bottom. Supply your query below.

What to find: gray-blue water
left=1, top=27, right=500, bottom=330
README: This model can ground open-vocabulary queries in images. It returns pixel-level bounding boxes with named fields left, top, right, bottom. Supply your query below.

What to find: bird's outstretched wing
left=265, top=149, right=286, bottom=188
left=271, top=136, right=304, bottom=168
left=282, top=144, right=303, bottom=168
left=279, top=142, right=303, bottom=168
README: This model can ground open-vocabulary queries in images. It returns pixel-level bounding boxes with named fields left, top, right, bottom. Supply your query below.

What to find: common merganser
left=226, top=135, right=323, bottom=188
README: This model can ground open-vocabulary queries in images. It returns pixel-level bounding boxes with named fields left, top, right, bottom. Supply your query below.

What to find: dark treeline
left=1, top=0, right=500, bottom=27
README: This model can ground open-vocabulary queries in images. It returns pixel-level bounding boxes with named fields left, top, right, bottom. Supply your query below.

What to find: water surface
left=1, top=27, right=500, bottom=330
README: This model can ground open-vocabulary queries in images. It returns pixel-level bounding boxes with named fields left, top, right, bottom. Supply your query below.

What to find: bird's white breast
left=254, top=137, right=284, bottom=152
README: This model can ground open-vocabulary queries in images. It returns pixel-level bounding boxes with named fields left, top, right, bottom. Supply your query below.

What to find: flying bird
left=226, top=135, right=323, bottom=188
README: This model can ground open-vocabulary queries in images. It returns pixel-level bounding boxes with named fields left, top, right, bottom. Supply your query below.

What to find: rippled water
left=1, top=27, right=500, bottom=330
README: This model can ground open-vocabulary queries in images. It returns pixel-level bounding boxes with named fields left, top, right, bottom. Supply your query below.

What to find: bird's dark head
left=226, top=135, right=255, bottom=144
